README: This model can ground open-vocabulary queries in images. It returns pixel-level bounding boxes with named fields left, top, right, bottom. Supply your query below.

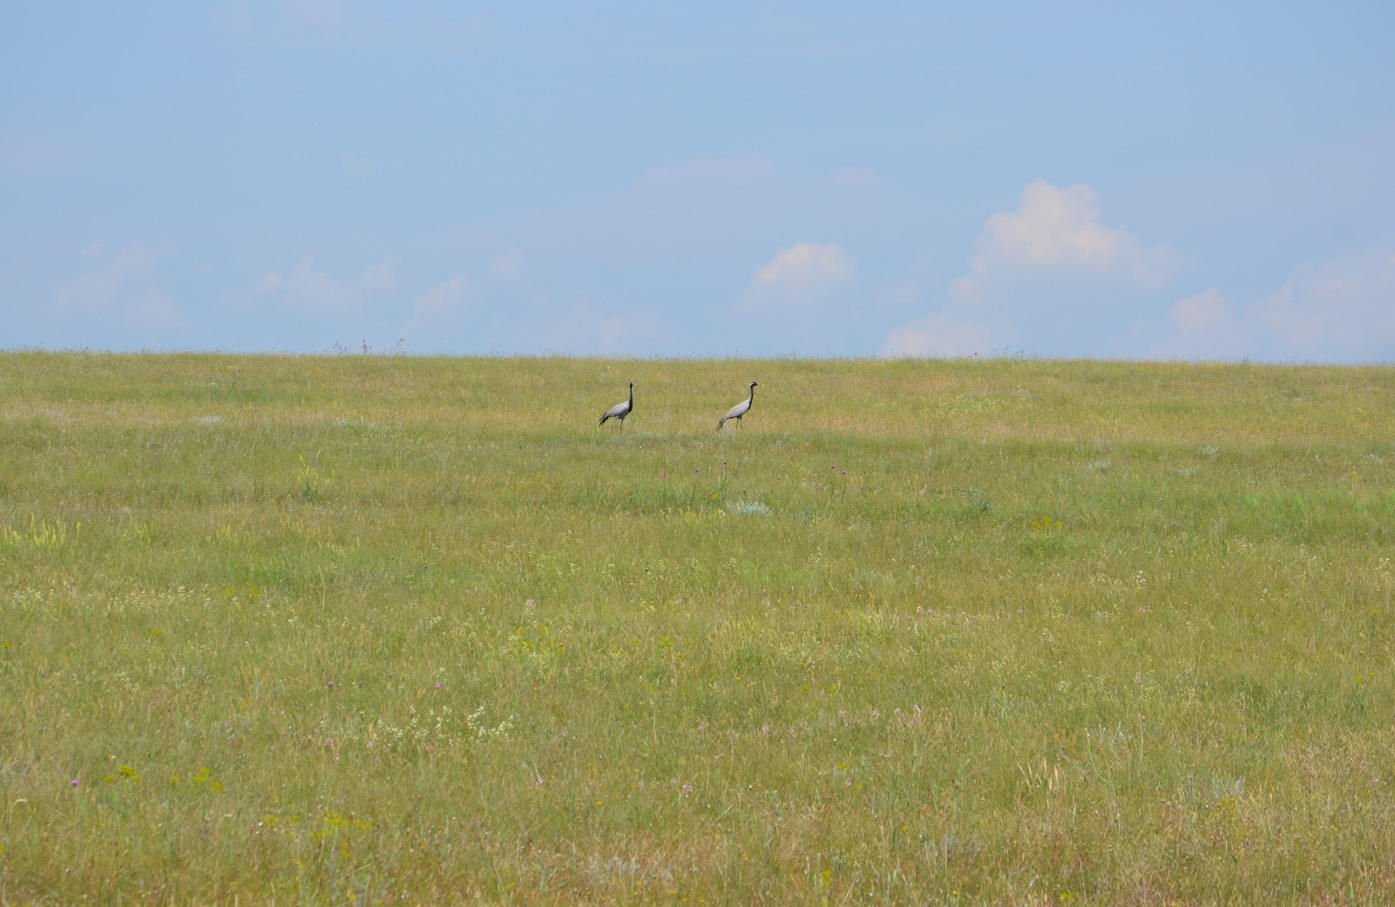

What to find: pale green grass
left=1, top=352, right=1394, bottom=904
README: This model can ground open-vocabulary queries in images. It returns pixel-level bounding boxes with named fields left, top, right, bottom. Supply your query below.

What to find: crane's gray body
left=600, top=383, right=634, bottom=426
left=718, top=382, right=758, bottom=428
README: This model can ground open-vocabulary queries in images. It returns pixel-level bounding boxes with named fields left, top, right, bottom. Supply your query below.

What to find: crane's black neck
left=628, top=383, right=634, bottom=406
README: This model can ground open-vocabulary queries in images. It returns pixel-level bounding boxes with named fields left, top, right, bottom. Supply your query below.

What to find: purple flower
left=71, top=779, right=79, bottom=787
left=435, top=684, right=441, bottom=689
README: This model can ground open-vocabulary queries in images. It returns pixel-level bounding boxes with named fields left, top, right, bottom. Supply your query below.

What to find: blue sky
left=4, top=1, right=1394, bottom=360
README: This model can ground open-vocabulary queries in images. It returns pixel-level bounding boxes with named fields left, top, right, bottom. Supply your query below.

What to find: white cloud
left=125, top=294, right=182, bottom=330
left=752, top=242, right=852, bottom=289
left=252, top=256, right=398, bottom=316
left=56, top=242, right=158, bottom=315
left=50, top=242, right=189, bottom=335
left=398, top=253, right=662, bottom=354
left=737, top=242, right=854, bottom=317
left=960, top=179, right=1178, bottom=293
left=1141, top=238, right=1395, bottom=361
left=1249, top=242, right=1395, bottom=357
left=1167, top=289, right=1229, bottom=334
left=642, top=154, right=773, bottom=187
left=532, top=301, right=662, bottom=355
left=1138, top=288, right=1247, bottom=359
left=489, top=251, right=524, bottom=282
left=979, top=181, right=1121, bottom=268
left=727, top=242, right=859, bottom=351
left=882, top=179, right=1179, bottom=357
left=400, top=274, right=471, bottom=341
left=358, top=258, right=396, bottom=291
left=881, top=315, right=991, bottom=358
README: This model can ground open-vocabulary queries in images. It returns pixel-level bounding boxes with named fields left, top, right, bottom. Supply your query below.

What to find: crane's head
left=750, top=381, right=759, bottom=388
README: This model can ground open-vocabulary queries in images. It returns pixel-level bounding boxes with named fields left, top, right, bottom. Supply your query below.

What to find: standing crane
left=718, top=382, right=758, bottom=429
left=599, top=382, right=634, bottom=428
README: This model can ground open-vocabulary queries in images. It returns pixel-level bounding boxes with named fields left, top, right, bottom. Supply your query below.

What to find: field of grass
left=2, top=352, right=1394, bottom=904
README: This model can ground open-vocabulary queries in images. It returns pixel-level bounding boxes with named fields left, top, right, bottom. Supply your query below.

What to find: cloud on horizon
left=956, top=179, right=1177, bottom=292
left=400, top=274, right=471, bottom=342
left=56, top=242, right=160, bottom=316
left=1145, top=238, right=1395, bottom=361
left=741, top=242, right=853, bottom=308
left=489, top=250, right=525, bottom=283
left=728, top=242, right=859, bottom=354
left=528, top=300, right=664, bottom=355
left=252, top=257, right=399, bottom=318
left=884, top=179, right=1179, bottom=357
left=45, top=241, right=196, bottom=346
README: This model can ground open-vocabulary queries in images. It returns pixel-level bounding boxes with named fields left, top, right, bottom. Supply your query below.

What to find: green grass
left=2, top=352, right=1394, bottom=904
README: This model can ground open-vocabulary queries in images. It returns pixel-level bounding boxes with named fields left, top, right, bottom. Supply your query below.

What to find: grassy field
left=1, top=352, right=1394, bottom=904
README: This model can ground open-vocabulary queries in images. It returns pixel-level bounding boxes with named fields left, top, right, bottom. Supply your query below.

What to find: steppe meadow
left=1, top=352, right=1393, bottom=904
